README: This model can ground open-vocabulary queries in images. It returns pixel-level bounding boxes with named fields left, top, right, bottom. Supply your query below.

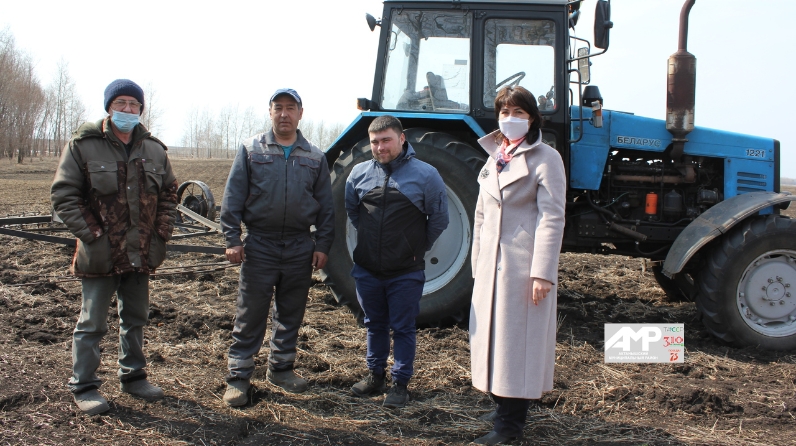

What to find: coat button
left=497, top=266, right=502, bottom=271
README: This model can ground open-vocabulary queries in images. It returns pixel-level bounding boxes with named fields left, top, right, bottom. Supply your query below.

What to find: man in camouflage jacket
left=51, top=79, right=178, bottom=415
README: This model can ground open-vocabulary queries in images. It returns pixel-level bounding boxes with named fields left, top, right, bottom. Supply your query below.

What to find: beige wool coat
left=469, top=129, right=566, bottom=399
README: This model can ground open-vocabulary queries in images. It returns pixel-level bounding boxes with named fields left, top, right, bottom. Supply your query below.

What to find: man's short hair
left=368, top=115, right=403, bottom=135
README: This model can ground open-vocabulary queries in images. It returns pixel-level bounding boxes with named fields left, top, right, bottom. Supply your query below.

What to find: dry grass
left=1, top=157, right=795, bottom=445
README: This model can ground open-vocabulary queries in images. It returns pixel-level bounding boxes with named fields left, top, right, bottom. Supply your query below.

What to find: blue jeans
left=69, top=273, right=150, bottom=394
left=352, top=264, right=424, bottom=385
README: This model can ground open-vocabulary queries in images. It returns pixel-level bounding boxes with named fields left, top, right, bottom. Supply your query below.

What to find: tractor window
left=381, top=10, right=471, bottom=113
left=483, top=19, right=556, bottom=111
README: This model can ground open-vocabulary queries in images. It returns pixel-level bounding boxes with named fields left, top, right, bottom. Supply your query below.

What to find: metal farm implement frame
left=0, top=180, right=225, bottom=256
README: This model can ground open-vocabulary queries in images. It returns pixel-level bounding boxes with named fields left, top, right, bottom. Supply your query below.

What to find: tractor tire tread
left=696, top=214, right=796, bottom=348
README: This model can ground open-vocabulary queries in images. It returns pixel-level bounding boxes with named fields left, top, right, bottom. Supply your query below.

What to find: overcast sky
left=2, top=0, right=793, bottom=178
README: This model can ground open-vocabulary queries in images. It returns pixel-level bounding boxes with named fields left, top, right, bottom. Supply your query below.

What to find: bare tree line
left=1, top=29, right=155, bottom=164
left=175, top=105, right=346, bottom=159
left=2, top=27, right=346, bottom=163
left=0, top=28, right=44, bottom=163
left=140, top=81, right=164, bottom=137
left=43, top=60, right=87, bottom=158
left=0, top=28, right=86, bottom=163
left=177, top=105, right=264, bottom=159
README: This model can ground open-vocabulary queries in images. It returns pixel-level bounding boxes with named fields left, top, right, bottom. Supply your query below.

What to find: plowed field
left=1, top=157, right=794, bottom=445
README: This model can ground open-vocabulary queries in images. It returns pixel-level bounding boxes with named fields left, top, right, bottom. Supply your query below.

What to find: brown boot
left=223, top=380, right=251, bottom=407
left=351, top=371, right=386, bottom=397
left=382, top=382, right=409, bottom=408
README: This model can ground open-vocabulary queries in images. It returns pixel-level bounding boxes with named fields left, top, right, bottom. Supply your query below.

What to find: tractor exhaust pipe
left=666, top=0, right=696, bottom=162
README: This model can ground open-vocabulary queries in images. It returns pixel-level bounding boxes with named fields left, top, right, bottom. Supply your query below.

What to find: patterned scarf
left=495, top=137, right=525, bottom=174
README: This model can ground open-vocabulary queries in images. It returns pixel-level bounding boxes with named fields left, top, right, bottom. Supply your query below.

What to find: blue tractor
left=320, top=0, right=796, bottom=350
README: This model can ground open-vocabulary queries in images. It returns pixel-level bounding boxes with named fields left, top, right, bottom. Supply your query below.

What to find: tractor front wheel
left=697, top=215, right=796, bottom=350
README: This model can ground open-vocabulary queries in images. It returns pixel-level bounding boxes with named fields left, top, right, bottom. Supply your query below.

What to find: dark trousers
left=492, top=394, right=531, bottom=437
left=352, top=264, right=424, bottom=385
left=227, top=234, right=314, bottom=381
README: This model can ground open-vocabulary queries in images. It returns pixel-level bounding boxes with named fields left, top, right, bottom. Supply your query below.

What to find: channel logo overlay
left=604, top=324, right=684, bottom=363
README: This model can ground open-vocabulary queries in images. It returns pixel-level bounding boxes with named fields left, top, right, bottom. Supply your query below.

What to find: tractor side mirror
left=594, top=0, right=613, bottom=50
left=366, top=13, right=381, bottom=32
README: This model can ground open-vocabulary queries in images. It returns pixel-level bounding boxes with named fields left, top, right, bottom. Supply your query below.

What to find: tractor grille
left=737, top=172, right=768, bottom=193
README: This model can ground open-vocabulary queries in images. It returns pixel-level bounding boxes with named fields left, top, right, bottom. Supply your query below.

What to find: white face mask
left=498, top=116, right=530, bottom=141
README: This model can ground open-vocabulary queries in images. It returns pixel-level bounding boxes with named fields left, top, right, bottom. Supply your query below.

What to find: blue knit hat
left=104, top=79, right=145, bottom=114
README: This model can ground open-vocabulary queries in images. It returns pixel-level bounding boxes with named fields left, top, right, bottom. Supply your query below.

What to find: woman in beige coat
left=469, top=86, right=566, bottom=445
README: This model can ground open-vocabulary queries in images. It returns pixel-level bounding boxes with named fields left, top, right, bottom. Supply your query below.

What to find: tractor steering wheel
left=494, top=71, right=526, bottom=92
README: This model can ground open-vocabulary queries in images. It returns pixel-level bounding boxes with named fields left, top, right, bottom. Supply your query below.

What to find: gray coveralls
left=220, top=129, right=334, bottom=381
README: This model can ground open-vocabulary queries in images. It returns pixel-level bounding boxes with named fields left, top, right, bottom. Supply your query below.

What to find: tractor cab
left=353, top=0, right=598, bottom=152
left=377, top=8, right=558, bottom=117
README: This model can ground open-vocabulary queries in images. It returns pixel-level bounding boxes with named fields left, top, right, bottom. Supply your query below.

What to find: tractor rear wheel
left=697, top=215, right=796, bottom=350
left=320, top=129, right=486, bottom=326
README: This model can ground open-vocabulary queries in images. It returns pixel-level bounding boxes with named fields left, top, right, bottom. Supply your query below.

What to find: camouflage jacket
left=51, top=117, right=178, bottom=277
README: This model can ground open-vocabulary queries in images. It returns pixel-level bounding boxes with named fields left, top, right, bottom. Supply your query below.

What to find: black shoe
left=351, top=371, right=386, bottom=397
left=382, top=382, right=409, bottom=408
left=478, top=410, right=497, bottom=422
left=472, top=430, right=520, bottom=445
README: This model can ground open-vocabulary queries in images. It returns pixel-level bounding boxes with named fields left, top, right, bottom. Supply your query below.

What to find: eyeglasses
left=111, top=99, right=142, bottom=112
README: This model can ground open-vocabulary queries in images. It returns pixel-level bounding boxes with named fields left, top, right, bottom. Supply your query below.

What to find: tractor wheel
left=176, top=180, right=216, bottom=221
left=320, top=128, right=486, bottom=326
left=697, top=214, right=796, bottom=350
left=651, top=265, right=696, bottom=302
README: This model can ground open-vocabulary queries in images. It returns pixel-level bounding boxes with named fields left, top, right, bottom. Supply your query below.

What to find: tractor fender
left=662, top=191, right=795, bottom=278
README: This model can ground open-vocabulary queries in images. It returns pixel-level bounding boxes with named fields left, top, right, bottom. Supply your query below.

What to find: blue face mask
left=111, top=110, right=139, bottom=133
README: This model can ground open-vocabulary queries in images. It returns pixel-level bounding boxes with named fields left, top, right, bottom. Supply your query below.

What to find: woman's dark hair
left=493, top=85, right=542, bottom=144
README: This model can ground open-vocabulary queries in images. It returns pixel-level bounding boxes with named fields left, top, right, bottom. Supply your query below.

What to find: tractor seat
left=426, top=71, right=464, bottom=111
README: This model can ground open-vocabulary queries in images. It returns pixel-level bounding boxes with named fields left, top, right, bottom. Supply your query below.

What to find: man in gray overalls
left=220, top=88, right=334, bottom=406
